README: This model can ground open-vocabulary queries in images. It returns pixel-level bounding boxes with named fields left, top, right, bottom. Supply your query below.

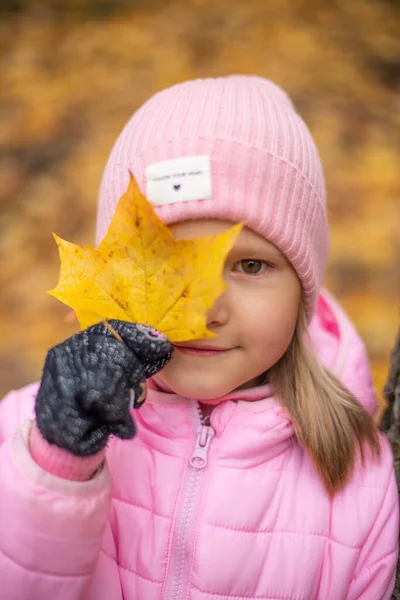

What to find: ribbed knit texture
left=29, top=422, right=105, bottom=481
left=96, top=75, right=329, bottom=319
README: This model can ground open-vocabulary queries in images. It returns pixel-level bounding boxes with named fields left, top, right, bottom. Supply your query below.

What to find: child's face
left=155, top=220, right=301, bottom=400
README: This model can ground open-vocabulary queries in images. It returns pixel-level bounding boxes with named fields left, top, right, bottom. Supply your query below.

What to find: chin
left=158, top=373, right=236, bottom=401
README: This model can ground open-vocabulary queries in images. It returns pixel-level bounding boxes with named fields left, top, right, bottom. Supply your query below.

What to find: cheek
left=239, top=282, right=300, bottom=358
left=248, top=311, right=295, bottom=357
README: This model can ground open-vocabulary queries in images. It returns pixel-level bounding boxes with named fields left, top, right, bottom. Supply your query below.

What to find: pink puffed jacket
left=0, top=289, right=398, bottom=600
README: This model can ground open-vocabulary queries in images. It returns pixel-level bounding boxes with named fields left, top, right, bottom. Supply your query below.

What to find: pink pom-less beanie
left=96, top=75, right=329, bottom=319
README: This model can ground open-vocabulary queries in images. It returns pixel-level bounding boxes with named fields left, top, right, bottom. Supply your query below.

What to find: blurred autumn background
left=0, top=0, right=399, bottom=413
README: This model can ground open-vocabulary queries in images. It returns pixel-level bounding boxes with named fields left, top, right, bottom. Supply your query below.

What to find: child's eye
left=233, top=260, right=269, bottom=275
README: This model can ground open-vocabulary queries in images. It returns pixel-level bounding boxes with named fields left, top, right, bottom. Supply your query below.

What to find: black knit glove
left=35, top=320, right=173, bottom=457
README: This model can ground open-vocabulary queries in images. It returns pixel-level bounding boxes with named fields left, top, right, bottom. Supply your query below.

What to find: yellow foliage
left=50, top=176, right=242, bottom=341
left=0, top=0, right=398, bottom=405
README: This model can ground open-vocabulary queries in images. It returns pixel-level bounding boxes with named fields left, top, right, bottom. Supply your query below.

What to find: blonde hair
left=268, top=303, right=381, bottom=496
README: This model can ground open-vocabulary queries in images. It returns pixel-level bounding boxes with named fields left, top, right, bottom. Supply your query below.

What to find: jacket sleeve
left=346, top=449, right=399, bottom=600
left=0, top=388, right=114, bottom=600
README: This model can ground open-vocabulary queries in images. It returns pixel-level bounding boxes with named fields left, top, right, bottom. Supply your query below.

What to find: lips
left=173, top=343, right=232, bottom=357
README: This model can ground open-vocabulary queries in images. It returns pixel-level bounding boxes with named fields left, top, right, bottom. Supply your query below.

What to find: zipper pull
left=189, top=425, right=215, bottom=469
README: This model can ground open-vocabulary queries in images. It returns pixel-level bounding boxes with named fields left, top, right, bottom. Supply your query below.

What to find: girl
left=0, top=76, right=398, bottom=600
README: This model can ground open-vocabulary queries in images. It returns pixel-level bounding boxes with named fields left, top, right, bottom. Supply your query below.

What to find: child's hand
left=35, top=321, right=173, bottom=457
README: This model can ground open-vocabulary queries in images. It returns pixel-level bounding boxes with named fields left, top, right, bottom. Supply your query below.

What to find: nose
left=206, top=290, right=229, bottom=330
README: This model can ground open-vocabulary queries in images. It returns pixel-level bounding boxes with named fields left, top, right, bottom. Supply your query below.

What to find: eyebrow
left=232, top=236, right=284, bottom=260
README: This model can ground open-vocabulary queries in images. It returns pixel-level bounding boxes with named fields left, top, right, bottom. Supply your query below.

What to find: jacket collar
left=134, top=381, right=296, bottom=467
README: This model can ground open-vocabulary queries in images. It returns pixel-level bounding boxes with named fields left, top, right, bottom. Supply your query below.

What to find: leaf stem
left=102, top=319, right=124, bottom=343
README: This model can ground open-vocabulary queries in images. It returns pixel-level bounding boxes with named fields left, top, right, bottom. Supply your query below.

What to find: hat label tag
left=145, top=155, right=212, bottom=206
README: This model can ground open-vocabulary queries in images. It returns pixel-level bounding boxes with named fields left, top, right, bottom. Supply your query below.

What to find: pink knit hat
left=96, top=75, right=329, bottom=319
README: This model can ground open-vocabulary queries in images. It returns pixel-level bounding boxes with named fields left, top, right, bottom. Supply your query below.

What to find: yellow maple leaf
left=49, top=176, right=242, bottom=341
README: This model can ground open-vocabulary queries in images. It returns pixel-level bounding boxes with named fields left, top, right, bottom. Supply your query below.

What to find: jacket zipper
left=165, top=403, right=215, bottom=600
